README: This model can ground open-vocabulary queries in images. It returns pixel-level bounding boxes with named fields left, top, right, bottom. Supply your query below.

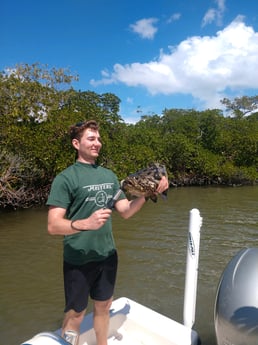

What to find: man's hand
left=156, top=175, right=169, bottom=194
left=77, top=208, right=112, bottom=231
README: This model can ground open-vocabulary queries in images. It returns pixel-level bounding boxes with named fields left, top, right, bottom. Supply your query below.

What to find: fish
left=121, top=163, right=168, bottom=203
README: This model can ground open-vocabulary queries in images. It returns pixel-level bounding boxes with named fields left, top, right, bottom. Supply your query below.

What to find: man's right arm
left=47, top=206, right=81, bottom=235
left=47, top=206, right=112, bottom=235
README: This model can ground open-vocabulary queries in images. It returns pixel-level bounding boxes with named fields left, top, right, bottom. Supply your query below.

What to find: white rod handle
left=183, top=208, right=202, bottom=328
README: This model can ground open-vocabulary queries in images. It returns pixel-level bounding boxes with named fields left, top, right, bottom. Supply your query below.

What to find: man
left=47, top=120, right=169, bottom=345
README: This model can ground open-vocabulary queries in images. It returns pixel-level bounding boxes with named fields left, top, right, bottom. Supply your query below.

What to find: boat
left=21, top=209, right=203, bottom=345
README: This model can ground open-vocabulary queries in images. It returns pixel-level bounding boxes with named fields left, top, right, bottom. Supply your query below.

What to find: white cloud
left=202, top=0, right=226, bottom=27
left=167, top=13, right=181, bottom=23
left=129, top=18, right=158, bottom=39
left=202, top=8, right=217, bottom=27
left=217, top=0, right=226, bottom=12
left=90, top=17, right=258, bottom=110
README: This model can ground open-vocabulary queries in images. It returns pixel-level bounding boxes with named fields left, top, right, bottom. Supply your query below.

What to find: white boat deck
left=72, top=297, right=199, bottom=345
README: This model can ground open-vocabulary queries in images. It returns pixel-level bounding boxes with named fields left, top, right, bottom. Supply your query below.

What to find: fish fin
left=161, top=189, right=168, bottom=200
left=150, top=195, right=158, bottom=203
left=163, top=189, right=168, bottom=196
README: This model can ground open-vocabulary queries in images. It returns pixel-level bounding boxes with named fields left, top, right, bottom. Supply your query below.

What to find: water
left=1, top=186, right=257, bottom=345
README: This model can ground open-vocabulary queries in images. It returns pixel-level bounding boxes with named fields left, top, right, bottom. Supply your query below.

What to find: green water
left=1, top=186, right=257, bottom=345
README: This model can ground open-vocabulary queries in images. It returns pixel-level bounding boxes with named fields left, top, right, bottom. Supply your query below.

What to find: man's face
left=72, top=128, right=102, bottom=163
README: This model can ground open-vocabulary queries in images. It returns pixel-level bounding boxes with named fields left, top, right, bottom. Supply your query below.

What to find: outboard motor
left=214, top=248, right=258, bottom=345
left=21, top=332, right=70, bottom=345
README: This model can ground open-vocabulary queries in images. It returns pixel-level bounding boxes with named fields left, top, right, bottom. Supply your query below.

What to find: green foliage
left=219, top=162, right=257, bottom=185
left=0, top=151, right=49, bottom=208
left=1, top=63, right=258, bottom=208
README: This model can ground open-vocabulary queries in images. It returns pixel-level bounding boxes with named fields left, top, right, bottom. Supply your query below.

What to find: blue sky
left=2, top=0, right=258, bottom=123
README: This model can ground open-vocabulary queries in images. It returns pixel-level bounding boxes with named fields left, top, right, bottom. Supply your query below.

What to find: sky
left=1, top=0, right=258, bottom=123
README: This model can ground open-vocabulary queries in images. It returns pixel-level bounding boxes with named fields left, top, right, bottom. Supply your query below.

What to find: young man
left=47, top=120, right=169, bottom=345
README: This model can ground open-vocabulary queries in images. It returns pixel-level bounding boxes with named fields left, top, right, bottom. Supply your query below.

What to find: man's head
left=69, top=120, right=99, bottom=141
left=70, top=120, right=102, bottom=163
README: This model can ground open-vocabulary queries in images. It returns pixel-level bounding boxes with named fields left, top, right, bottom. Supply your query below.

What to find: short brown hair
left=69, top=120, right=99, bottom=141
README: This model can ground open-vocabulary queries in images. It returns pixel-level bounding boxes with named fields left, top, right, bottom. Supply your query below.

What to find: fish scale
left=121, top=163, right=168, bottom=203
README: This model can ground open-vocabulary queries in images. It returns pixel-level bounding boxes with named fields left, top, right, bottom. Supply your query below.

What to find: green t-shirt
left=47, top=162, right=125, bottom=265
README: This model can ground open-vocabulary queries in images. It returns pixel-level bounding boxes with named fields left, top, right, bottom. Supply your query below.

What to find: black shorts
left=63, top=251, right=118, bottom=313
